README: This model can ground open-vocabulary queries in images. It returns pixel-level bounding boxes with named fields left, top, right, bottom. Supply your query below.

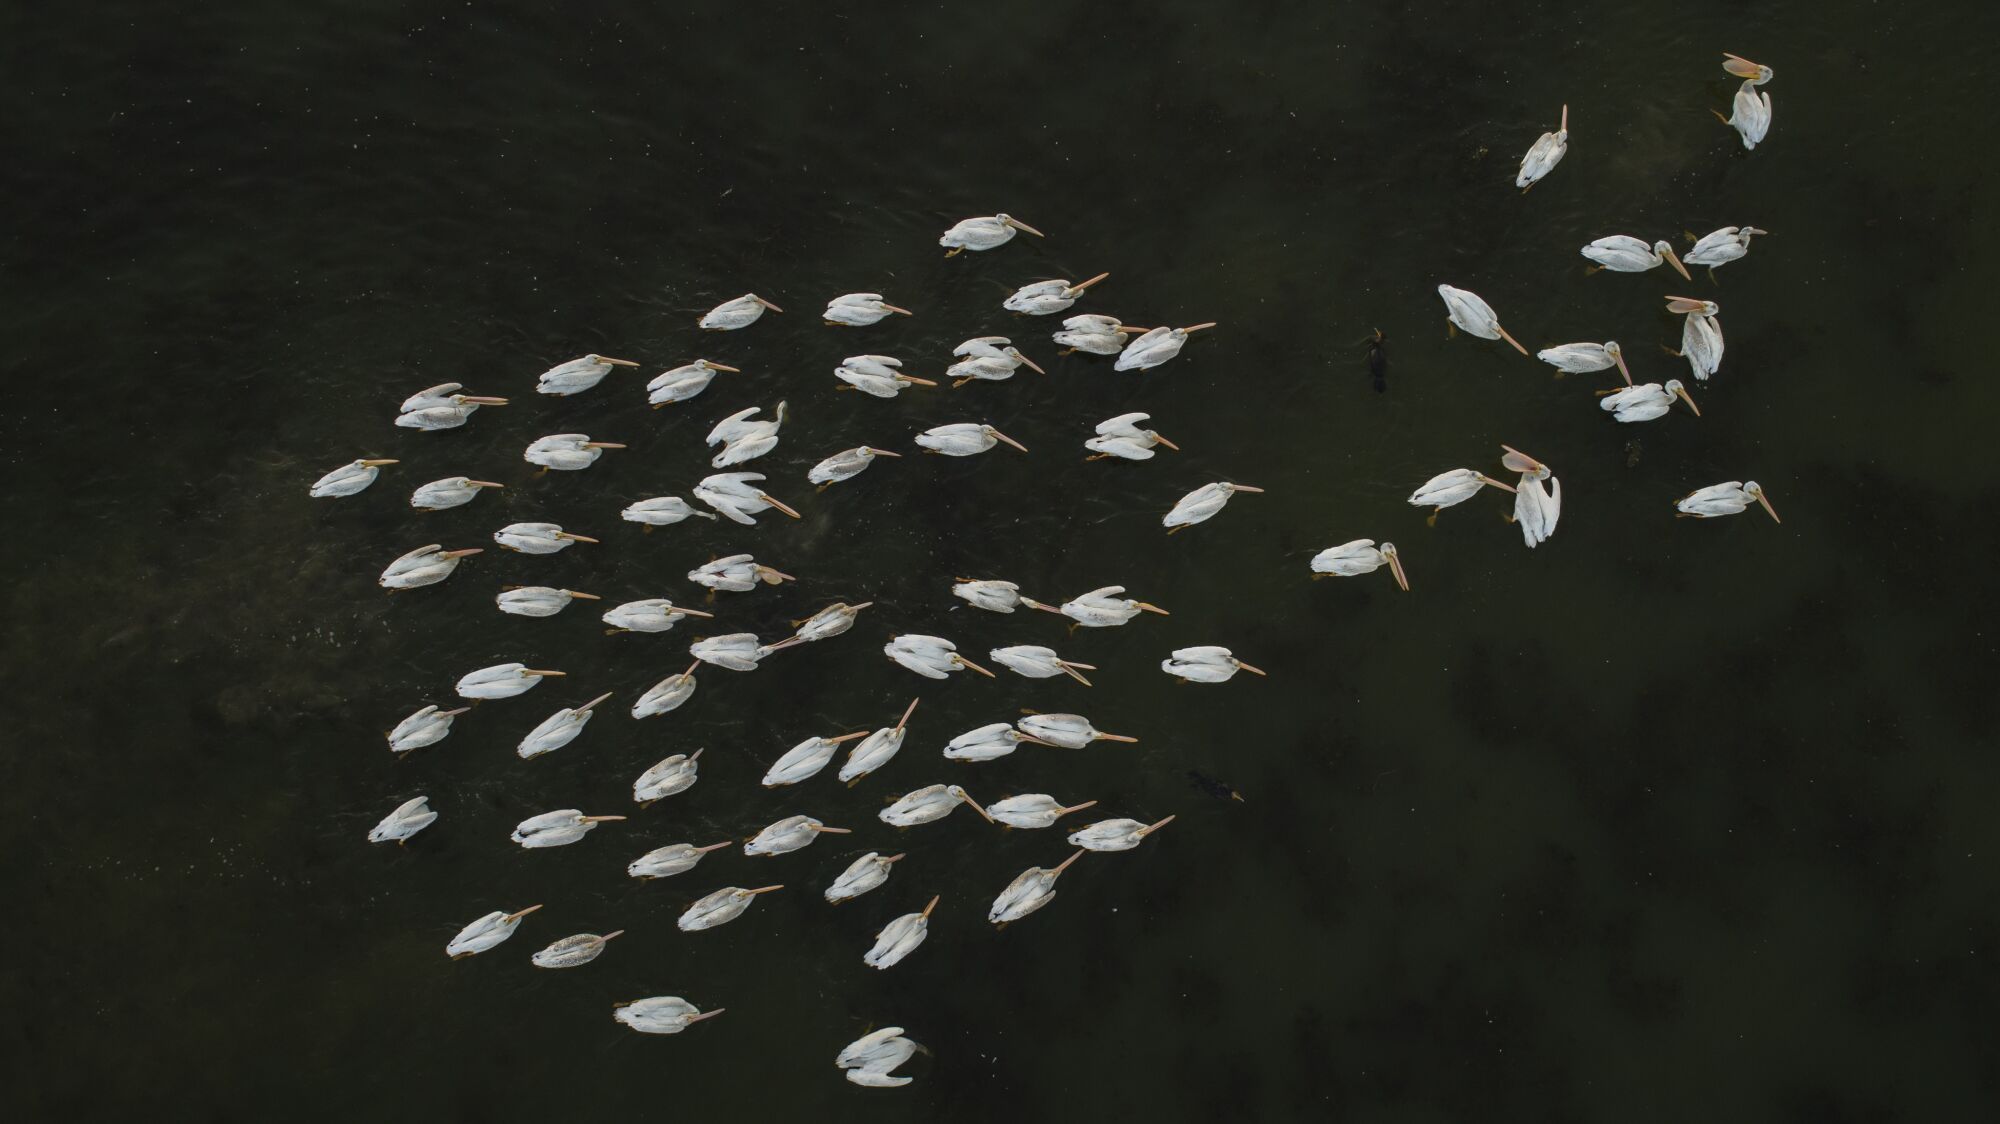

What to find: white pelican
left=1581, top=236, right=1691, bottom=280
left=835, top=354, right=937, bottom=398
left=825, top=293, right=913, bottom=326
left=1017, top=712, right=1137, bottom=748
left=1042, top=585, right=1169, bottom=628
left=535, top=354, right=640, bottom=396
left=446, top=904, right=541, bottom=959
left=633, top=749, right=702, bottom=804
left=837, top=1027, right=923, bottom=1087
left=885, top=635, right=995, bottom=679
left=1537, top=341, right=1633, bottom=385
left=455, top=662, right=563, bottom=700
left=864, top=897, right=939, bottom=970
left=1004, top=273, right=1109, bottom=316
left=1716, top=55, right=1774, bottom=150
left=1437, top=285, right=1529, bottom=354
left=690, top=632, right=781, bottom=671
left=1114, top=323, right=1216, bottom=371
left=952, top=578, right=1038, bottom=613
left=826, top=851, right=905, bottom=902
left=1163, top=482, right=1263, bottom=531
left=622, top=495, right=719, bottom=527
left=786, top=601, right=873, bottom=644
left=880, top=784, right=992, bottom=827
left=763, top=730, right=869, bottom=787
left=699, top=293, right=781, bottom=330
left=368, top=795, right=437, bottom=844
left=511, top=809, right=626, bottom=848
left=1053, top=313, right=1149, bottom=355
left=988, top=850, right=1084, bottom=924
left=687, top=553, right=794, bottom=593
left=387, top=705, right=468, bottom=753
left=531, top=931, right=622, bottom=968
left=743, top=814, right=852, bottom=857
left=947, top=336, right=1046, bottom=386
left=310, top=458, right=397, bottom=498
left=1665, top=297, right=1724, bottom=381
left=809, top=446, right=901, bottom=486
left=410, top=477, right=503, bottom=511
left=379, top=544, right=480, bottom=590
left=524, top=433, right=624, bottom=471
left=647, top=359, right=740, bottom=407
left=632, top=663, right=699, bottom=718
left=602, top=599, right=714, bottom=634
left=628, top=841, right=731, bottom=880
left=396, top=385, right=509, bottom=430
left=1408, top=468, right=1516, bottom=520
left=989, top=645, right=1095, bottom=685
left=987, top=794, right=1097, bottom=829
left=940, top=212, right=1043, bottom=254
left=1601, top=380, right=1701, bottom=423
left=1515, top=104, right=1568, bottom=190
left=678, top=885, right=783, bottom=931
left=1069, top=815, right=1176, bottom=852
left=914, top=422, right=1027, bottom=456
left=1685, top=226, right=1768, bottom=271
left=615, top=997, right=723, bottom=1034
left=1677, top=480, right=1780, bottom=521
left=706, top=402, right=787, bottom=468
left=496, top=586, right=599, bottom=618
left=517, top=692, right=613, bottom=759
left=693, top=472, right=802, bottom=525
left=494, top=522, right=597, bottom=555
left=1310, top=539, right=1410, bottom=590
left=1160, top=646, right=1265, bottom=682
left=1086, top=412, right=1179, bottom=461
left=943, top=722, right=1054, bottom=762
left=1503, top=446, right=1562, bottom=548
left=840, top=698, right=922, bottom=783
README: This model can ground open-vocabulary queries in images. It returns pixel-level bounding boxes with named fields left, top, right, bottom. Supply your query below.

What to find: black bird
left=1187, top=770, right=1245, bottom=802
left=1366, top=329, right=1387, bottom=392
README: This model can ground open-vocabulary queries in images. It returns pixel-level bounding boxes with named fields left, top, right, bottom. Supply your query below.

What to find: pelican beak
left=1017, top=353, right=1047, bottom=374
left=462, top=396, right=509, bottom=405
left=1664, top=297, right=1709, bottom=314
left=505, top=904, right=545, bottom=922
left=1141, top=815, right=1177, bottom=835
left=992, top=430, right=1028, bottom=453
left=707, top=361, right=742, bottom=372
left=1060, top=663, right=1094, bottom=687
left=1499, top=445, right=1544, bottom=473
left=568, top=591, right=601, bottom=600
left=1676, top=384, right=1702, bottom=416
left=697, top=841, right=733, bottom=853
left=675, top=606, right=716, bottom=619
left=746, top=885, right=785, bottom=895
left=884, top=853, right=907, bottom=864
left=828, top=731, right=871, bottom=745
left=524, top=669, right=565, bottom=677
left=867, top=449, right=903, bottom=458
left=1098, top=731, right=1140, bottom=743
left=1559, top=103, right=1568, bottom=132
left=575, top=691, right=614, bottom=712
left=922, top=895, right=940, bottom=918
left=582, top=442, right=626, bottom=450
left=813, top=825, right=854, bottom=835
left=965, top=794, right=995, bottom=823
left=1387, top=551, right=1410, bottom=592
left=882, top=304, right=914, bottom=316
left=1063, top=800, right=1098, bottom=816
left=1022, top=598, right=1064, bottom=614
left=1230, top=484, right=1266, bottom=493
left=680, top=660, right=701, bottom=678
left=1235, top=661, right=1267, bottom=676
left=1612, top=349, right=1634, bottom=387
left=686, top=1009, right=726, bottom=1023
left=439, top=707, right=472, bottom=717
left=1071, top=272, right=1109, bottom=293
left=580, top=815, right=628, bottom=823
left=1182, top=322, right=1219, bottom=334
left=896, top=698, right=921, bottom=729
left=754, top=296, right=783, bottom=311
left=1053, top=850, right=1085, bottom=874
left=600, top=930, right=626, bottom=941
left=469, top=481, right=505, bottom=488
left=901, top=374, right=940, bottom=386
left=1476, top=473, right=1519, bottom=493
left=1004, top=217, right=1046, bottom=237
left=1154, top=434, right=1181, bottom=451
left=1660, top=245, right=1692, bottom=282
left=1137, top=602, right=1170, bottom=615
left=761, top=568, right=797, bottom=583
left=556, top=532, right=600, bottom=543
left=439, top=548, right=484, bottom=559
left=758, top=493, right=803, bottom=519
left=1116, top=324, right=1152, bottom=333
left=1722, top=54, right=1765, bottom=78
left=955, top=656, right=998, bottom=678
left=1754, top=489, right=1781, bottom=523
left=361, top=459, right=400, bottom=466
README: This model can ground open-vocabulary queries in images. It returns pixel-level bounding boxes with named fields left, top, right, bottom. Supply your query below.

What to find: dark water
left=8, top=1, right=1998, bottom=1119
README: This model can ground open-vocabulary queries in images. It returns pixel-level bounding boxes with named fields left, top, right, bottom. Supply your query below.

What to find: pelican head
left=982, top=425, right=1028, bottom=452
left=1665, top=296, right=1719, bottom=316
left=1665, top=379, right=1702, bottom=416
left=1743, top=481, right=1781, bottom=523
left=997, top=214, right=1044, bottom=237
left=586, top=354, right=641, bottom=368
left=750, top=295, right=783, bottom=311
left=1005, top=347, right=1046, bottom=374
left=1722, top=54, right=1774, bottom=84
left=1379, top=542, right=1410, bottom=592
left=1651, top=241, right=1692, bottom=281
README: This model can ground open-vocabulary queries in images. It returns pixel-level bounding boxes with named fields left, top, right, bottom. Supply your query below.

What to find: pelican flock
left=324, top=54, right=1787, bottom=1088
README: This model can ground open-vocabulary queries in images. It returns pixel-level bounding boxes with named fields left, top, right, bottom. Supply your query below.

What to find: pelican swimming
left=1437, top=285, right=1529, bottom=354
left=535, top=354, right=639, bottom=396
left=1114, top=323, right=1216, bottom=372
left=410, top=476, right=503, bottom=511
left=1716, top=54, right=1774, bottom=150
left=1163, top=482, right=1264, bottom=531
left=1581, top=236, right=1691, bottom=280
left=602, top=598, right=714, bottom=634
left=455, top=662, right=563, bottom=700
left=621, top=495, right=719, bottom=527
left=1601, top=380, right=1701, bottom=423
left=511, top=809, right=626, bottom=848
left=1040, top=585, right=1169, bottom=628
left=699, top=293, right=782, bottom=330
left=494, top=522, right=597, bottom=554
left=864, top=897, right=939, bottom=970
left=988, top=850, right=1084, bottom=924
left=943, top=722, right=1054, bottom=762
left=947, top=336, right=1046, bottom=386
left=835, top=354, right=938, bottom=398
left=687, top=553, right=794, bottom=593
left=840, top=698, right=922, bottom=782
left=885, top=635, right=995, bottom=679
left=986, top=794, right=1097, bottom=830
left=1685, top=226, right=1768, bottom=271
left=387, top=704, right=469, bottom=753
left=1017, top=712, right=1137, bottom=748
left=1515, top=104, right=1568, bottom=190
left=396, top=384, right=509, bottom=430
left=880, top=784, right=992, bottom=827
left=631, top=662, right=699, bottom=719
left=368, top=795, right=437, bottom=844
left=647, top=359, right=740, bottom=407
left=1086, top=412, right=1180, bottom=461
left=1053, top=313, right=1149, bottom=355
left=1004, top=272, right=1109, bottom=315
left=516, top=692, right=613, bottom=759
left=1160, top=646, right=1265, bottom=683
left=678, top=885, right=784, bottom=931
left=693, top=472, right=802, bottom=525
left=706, top=402, right=787, bottom=468
left=628, top=841, right=731, bottom=880
left=523, top=433, right=624, bottom=471
left=615, top=997, right=724, bottom=1034
left=743, top=814, right=853, bottom=857
left=914, top=422, right=1027, bottom=456
left=1665, top=297, right=1723, bottom=380
left=786, top=601, right=873, bottom=644
left=445, top=904, right=541, bottom=959
left=1677, top=480, right=1780, bottom=521
left=379, top=544, right=481, bottom=589
left=990, top=645, right=1096, bottom=685
left=1407, top=469, right=1516, bottom=519
left=689, top=632, right=782, bottom=671
left=1311, top=539, right=1410, bottom=590
left=1537, top=341, right=1633, bottom=385
left=809, top=446, right=901, bottom=486
left=825, top=293, right=913, bottom=326
left=1504, top=446, right=1562, bottom=549
left=496, top=586, right=599, bottom=618
left=952, top=578, right=1039, bottom=613
left=763, top=730, right=869, bottom=787
left=837, top=1027, right=923, bottom=1087
left=1068, top=815, right=1175, bottom=852
left=531, top=931, right=622, bottom=968
left=825, top=851, right=905, bottom=902
left=310, top=458, right=397, bottom=498
left=940, top=212, right=1043, bottom=254
left=633, top=750, right=703, bottom=805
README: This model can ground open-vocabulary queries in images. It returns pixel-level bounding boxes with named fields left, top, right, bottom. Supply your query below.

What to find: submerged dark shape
left=1366, top=329, right=1388, bottom=393
left=1187, top=770, right=1244, bottom=802
left=1625, top=437, right=1643, bottom=468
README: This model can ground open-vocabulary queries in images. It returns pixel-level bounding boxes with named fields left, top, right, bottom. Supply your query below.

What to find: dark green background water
left=8, top=1, right=1997, bottom=1119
